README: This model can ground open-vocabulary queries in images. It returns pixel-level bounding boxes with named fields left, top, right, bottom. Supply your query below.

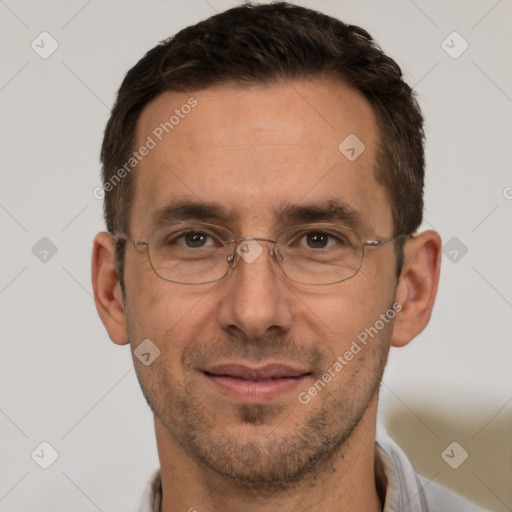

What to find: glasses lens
left=147, top=223, right=233, bottom=284
left=277, top=224, right=363, bottom=284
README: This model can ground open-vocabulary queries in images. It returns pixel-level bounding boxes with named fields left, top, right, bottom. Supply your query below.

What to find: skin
left=92, top=78, right=441, bottom=512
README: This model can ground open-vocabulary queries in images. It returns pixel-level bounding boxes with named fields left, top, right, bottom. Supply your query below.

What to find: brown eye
left=183, top=232, right=209, bottom=247
left=306, top=232, right=329, bottom=248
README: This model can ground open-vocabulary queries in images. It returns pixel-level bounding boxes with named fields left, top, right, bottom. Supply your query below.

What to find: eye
left=303, top=232, right=329, bottom=249
left=298, top=231, right=346, bottom=249
left=174, top=231, right=219, bottom=248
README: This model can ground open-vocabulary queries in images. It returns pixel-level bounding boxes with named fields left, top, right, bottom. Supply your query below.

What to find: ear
left=91, top=232, right=129, bottom=345
left=391, top=230, right=442, bottom=348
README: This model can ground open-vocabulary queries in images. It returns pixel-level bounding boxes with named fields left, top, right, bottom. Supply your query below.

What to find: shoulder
left=376, top=425, right=492, bottom=512
left=418, top=476, right=492, bottom=512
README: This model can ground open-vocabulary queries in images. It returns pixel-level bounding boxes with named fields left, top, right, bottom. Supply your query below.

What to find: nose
left=217, top=239, right=294, bottom=339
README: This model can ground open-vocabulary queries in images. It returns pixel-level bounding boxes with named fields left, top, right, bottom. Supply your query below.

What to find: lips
left=203, top=363, right=311, bottom=402
left=204, top=363, right=309, bottom=381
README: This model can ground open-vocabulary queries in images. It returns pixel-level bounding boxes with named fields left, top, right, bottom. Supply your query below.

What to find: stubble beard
left=131, top=320, right=391, bottom=493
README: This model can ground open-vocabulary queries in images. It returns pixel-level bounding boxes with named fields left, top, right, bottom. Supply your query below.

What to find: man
left=91, top=3, right=489, bottom=511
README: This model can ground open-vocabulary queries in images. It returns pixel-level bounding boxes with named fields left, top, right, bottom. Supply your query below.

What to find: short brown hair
left=101, top=2, right=424, bottom=283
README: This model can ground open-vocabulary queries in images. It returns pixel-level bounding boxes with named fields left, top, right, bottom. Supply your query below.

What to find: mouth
left=203, top=363, right=311, bottom=403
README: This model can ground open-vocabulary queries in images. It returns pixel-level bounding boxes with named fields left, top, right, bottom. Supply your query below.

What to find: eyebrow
left=147, top=198, right=369, bottom=233
left=273, top=200, right=367, bottom=230
left=148, top=199, right=234, bottom=229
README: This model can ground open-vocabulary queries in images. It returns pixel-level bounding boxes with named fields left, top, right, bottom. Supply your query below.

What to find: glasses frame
left=114, top=221, right=412, bottom=285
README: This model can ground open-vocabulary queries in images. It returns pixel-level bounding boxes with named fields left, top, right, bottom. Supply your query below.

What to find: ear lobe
left=391, top=230, right=442, bottom=348
left=91, top=232, right=129, bottom=345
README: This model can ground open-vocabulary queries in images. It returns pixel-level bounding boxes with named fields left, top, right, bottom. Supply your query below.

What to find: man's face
left=122, top=79, right=399, bottom=488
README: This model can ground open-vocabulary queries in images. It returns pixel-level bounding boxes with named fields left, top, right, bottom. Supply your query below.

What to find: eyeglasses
left=115, top=222, right=410, bottom=285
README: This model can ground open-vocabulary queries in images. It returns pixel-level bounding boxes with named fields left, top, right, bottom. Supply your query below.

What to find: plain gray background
left=1, top=1, right=511, bottom=510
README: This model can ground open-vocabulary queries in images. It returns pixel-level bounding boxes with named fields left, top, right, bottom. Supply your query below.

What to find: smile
left=203, top=363, right=311, bottom=402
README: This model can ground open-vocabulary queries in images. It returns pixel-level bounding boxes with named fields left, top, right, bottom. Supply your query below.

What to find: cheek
left=296, top=270, right=396, bottom=349
left=124, top=268, right=217, bottom=352
left=124, top=286, right=215, bottom=395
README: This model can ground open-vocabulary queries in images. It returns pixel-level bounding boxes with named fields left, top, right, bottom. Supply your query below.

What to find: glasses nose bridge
left=244, top=236, right=277, bottom=247
left=231, top=236, right=281, bottom=262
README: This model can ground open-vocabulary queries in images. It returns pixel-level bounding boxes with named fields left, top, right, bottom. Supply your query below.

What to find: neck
left=155, top=398, right=384, bottom=512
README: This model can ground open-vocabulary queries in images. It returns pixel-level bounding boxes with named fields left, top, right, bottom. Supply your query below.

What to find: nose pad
left=274, top=246, right=284, bottom=262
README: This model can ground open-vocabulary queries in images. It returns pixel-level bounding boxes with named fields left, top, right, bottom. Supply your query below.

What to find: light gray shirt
left=138, top=429, right=490, bottom=512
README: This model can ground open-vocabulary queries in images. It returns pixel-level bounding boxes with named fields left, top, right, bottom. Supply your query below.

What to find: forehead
left=129, top=78, right=392, bottom=237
